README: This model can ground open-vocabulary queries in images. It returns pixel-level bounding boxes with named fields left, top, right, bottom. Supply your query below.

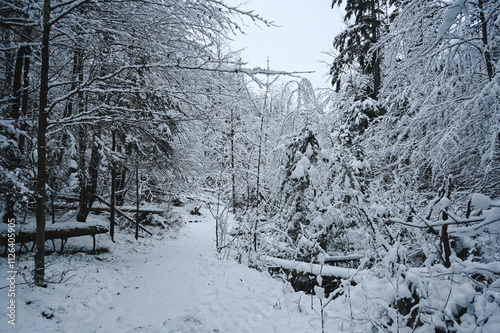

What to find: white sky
left=228, top=0, right=344, bottom=89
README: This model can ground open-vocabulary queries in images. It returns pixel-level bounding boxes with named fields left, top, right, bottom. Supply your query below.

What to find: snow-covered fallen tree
left=0, top=222, right=108, bottom=253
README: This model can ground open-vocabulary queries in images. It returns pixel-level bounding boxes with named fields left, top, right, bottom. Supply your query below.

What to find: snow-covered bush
left=326, top=189, right=500, bottom=332
left=330, top=251, right=500, bottom=332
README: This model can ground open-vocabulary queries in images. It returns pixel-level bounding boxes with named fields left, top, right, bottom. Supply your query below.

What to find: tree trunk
left=64, top=48, right=84, bottom=118
left=230, top=107, right=236, bottom=214
left=87, top=128, right=101, bottom=208
left=35, top=0, right=51, bottom=287
left=77, top=124, right=87, bottom=221
left=441, top=224, right=451, bottom=268
left=77, top=129, right=101, bottom=222
left=73, top=46, right=91, bottom=222
left=50, top=176, right=55, bottom=224
left=370, top=0, right=381, bottom=100
left=441, top=176, right=452, bottom=268
left=110, top=132, right=116, bottom=242
left=116, top=167, right=127, bottom=206
left=135, top=162, right=139, bottom=240
left=254, top=67, right=271, bottom=252
left=2, top=28, right=13, bottom=99
left=11, top=26, right=32, bottom=119
left=18, top=40, right=31, bottom=154
left=4, top=26, right=32, bottom=220
left=115, top=143, right=127, bottom=206
left=478, top=0, right=494, bottom=81
left=11, top=43, right=25, bottom=119
left=255, top=107, right=265, bottom=252
left=21, top=43, right=31, bottom=118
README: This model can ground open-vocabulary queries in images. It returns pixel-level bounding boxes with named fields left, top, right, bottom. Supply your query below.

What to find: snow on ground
left=1, top=206, right=330, bottom=333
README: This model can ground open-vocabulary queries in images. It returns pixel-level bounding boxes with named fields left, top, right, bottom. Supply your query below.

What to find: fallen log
left=0, top=222, right=108, bottom=254
left=268, top=266, right=343, bottom=297
left=95, top=195, right=153, bottom=236
left=91, top=206, right=165, bottom=215
left=264, top=256, right=359, bottom=279
left=264, top=256, right=361, bottom=297
left=324, top=254, right=364, bottom=263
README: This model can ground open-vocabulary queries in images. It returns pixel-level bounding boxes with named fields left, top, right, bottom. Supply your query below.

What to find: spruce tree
left=330, top=0, right=388, bottom=100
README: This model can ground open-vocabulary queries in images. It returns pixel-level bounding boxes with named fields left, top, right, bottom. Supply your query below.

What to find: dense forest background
left=1, top=0, right=499, bottom=331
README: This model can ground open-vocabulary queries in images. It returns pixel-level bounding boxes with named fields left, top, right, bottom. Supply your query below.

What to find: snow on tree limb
left=44, top=61, right=313, bottom=118
left=437, top=0, right=468, bottom=41
left=49, top=0, right=90, bottom=25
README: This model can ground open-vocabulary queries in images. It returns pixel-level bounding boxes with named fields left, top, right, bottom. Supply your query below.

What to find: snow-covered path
left=2, top=213, right=323, bottom=332
left=90, top=220, right=315, bottom=332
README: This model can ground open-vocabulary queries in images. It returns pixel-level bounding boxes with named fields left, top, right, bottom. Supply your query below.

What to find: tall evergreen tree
left=330, top=0, right=388, bottom=100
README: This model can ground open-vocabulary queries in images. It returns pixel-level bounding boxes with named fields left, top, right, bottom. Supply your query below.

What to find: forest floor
left=0, top=205, right=332, bottom=333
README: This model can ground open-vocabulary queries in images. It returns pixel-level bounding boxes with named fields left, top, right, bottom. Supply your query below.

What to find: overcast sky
left=228, top=0, right=344, bottom=89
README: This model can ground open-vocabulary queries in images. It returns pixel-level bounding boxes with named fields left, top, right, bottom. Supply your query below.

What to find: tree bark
left=11, top=43, right=25, bottom=119
left=77, top=124, right=87, bottom=221
left=2, top=27, right=13, bottom=100
left=64, top=48, right=84, bottom=118
left=21, top=42, right=31, bottom=118
left=135, top=162, right=139, bottom=240
left=11, top=26, right=32, bottom=119
left=1, top=224, right=108, bottom=246
left=254, top=65, right=271, bottom=252
left=255, top=93, right=266, bottom=252
left=478, top=0, right=494, bottom=81
left=74, top=47, right=90, bottom=222
left=35, top=0, right=51, bottom=287
left=115, top=142, right=127, bottom=206
left=442, top=224, right=451, bottom=268
left=87, top=128, right=101, bottom=208
left=18, top=40, right=31, bottom=154
left=77, top=129, right=101, bottom=222
left=370, top=0, right=381, bottom=100
left=230, top=107, right=236, bottom=214
left=110, top=133, right=116, bottom=242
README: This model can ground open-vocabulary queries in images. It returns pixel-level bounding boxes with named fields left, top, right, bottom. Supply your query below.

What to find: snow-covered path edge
left=1, top=208, right=329, bottom=333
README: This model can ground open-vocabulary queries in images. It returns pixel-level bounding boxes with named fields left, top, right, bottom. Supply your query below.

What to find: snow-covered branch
left=49, top=0, right=90, bottom=25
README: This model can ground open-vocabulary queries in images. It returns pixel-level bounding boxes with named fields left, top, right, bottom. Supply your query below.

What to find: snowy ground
left=1, top=206, right=330, bottom=333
